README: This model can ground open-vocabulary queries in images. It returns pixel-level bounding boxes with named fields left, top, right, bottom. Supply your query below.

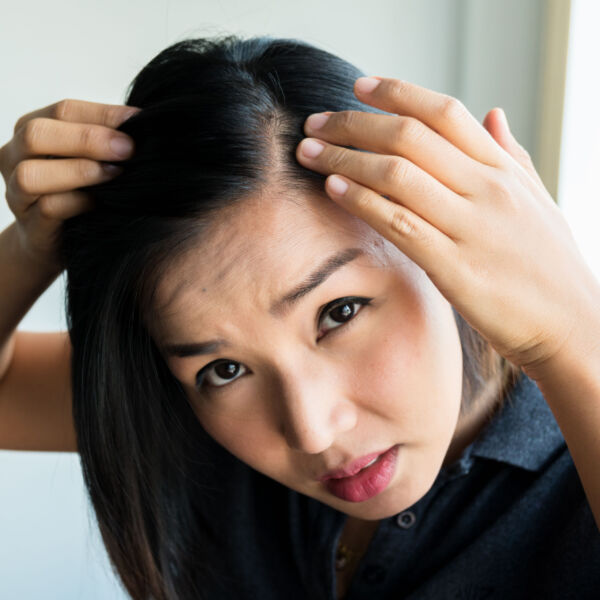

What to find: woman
left=0, top=35, right=599, bottom=600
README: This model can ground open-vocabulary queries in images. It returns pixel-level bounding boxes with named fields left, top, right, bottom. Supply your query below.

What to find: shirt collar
left=467, top=370, right=566, bottom=472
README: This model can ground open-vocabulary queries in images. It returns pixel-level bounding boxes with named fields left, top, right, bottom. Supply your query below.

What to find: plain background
left=0, top=0, right=596, bottom=598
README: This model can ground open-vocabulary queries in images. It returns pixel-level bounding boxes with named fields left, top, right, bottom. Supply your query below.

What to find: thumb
left=483, top=107, right=546, bottom=189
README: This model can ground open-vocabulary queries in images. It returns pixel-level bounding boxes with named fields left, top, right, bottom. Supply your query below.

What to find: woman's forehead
left=150, top=190, right=405, bottom=342
left=156, top=191, right=385, bottom=310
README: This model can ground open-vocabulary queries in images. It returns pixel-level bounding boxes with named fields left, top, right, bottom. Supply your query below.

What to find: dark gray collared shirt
left=201, top=372, right=600, bottom=599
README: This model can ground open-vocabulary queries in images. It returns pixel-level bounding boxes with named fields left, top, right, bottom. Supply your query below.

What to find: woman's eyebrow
left=269, top=246, right=364, bottom=317
left=165, top=339, right=229, bottom=358
left=164, top=246, right=364, bottom=358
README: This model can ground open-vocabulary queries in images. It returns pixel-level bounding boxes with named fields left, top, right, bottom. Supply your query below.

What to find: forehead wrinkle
left=153, top=189, right=405, bottom=342
left=153, top=207, right=250, bottom=316
left=164, top=187, right=364, bottom=306
left=155, top=226, right=274, bottom=331
left=205, top=198, right=316, bottom=294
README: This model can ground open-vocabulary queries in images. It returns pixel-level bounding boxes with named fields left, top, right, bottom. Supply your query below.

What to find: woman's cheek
left=349, top=276, right=461, bottom=446
left=349, top=306, right=426, bottom=426
left=195, top=402, right=271, bottom=465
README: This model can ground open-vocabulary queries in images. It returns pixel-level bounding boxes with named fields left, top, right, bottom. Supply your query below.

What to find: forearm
left=0, top=222, right=61, bottom=378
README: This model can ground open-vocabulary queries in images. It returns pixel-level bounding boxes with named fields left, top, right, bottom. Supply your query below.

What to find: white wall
left=557, top=0, right=600, bottom=279
left=458, top=0, right=544, bottom=167
left=0, top=1, right=546, bottom=597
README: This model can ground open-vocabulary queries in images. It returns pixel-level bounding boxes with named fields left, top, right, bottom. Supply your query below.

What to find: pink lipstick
left=322, top=444, right=400, bottom=502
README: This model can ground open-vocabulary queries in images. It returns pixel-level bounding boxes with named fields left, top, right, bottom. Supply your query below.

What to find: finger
left=324, top=173, right=459, bottom=284
left=304, top=110, right=484, bottom=197
left=36, top=191, right=96, bottom=221
left=6, top=158, right=119, bottom=217
left=11, top=117, right=135, bottom=165
left=296, top=138, right=471, bottom=239
left=13, top=99, right=141, bottom=134
left=482, top=108, right=547, bottom=190
left=353, top=77, right=509, bottom=169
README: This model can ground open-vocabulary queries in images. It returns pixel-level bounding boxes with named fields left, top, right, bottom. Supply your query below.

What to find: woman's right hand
left=0, top=99, right=140, bottom=273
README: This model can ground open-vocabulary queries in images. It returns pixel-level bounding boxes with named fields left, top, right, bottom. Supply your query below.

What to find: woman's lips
left=318, top=446, right=394, bottom=481
left=322, top=444, right=401, bottom=502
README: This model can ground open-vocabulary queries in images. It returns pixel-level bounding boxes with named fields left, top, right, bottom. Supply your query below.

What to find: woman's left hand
left=296, top=76, right=600, bottom=379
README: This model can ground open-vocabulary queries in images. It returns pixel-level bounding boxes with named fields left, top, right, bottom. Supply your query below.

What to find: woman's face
left=154, top=189, right=464, bottom=520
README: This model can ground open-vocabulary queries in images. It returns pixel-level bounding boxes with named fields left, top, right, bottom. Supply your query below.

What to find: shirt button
left=396, top=510, right=416, bottom=529
left=362, top=564, right=387, bottom=584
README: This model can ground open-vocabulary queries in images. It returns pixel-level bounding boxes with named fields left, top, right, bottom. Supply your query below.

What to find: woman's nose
left=278, top=371, right=358, bottom=454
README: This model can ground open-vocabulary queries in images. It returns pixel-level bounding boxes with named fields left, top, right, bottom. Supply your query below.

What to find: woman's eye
left=195, top=296, right=372, bottom=391
left=318, top=296, right=372, bottom=338
left=196, top=360, right=247, bottom=390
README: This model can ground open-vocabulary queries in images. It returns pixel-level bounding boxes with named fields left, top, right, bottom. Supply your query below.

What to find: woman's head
left=61, top=35, right=519, bottom=600
left=153, top=184, right=467, bottom=521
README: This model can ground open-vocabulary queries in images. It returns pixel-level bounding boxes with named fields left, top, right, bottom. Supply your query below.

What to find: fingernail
left=355, top=77, right=382, bottom=94
left=102, top=163, right=123, bottom=176
left=306, top=112, right=330, bottom=130
left=328, top=175, right=348, bottom=196
left=300, top=139, right=325, bottom=158
left=119, top=108, right=142, bottom=125
left=110, top=136, right=134, bottom=158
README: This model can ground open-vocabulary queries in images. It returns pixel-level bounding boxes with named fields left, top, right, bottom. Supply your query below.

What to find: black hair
left=60, top=34, right=520, bottom=600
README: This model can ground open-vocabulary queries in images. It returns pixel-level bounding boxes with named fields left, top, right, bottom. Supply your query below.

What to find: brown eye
left=196, top=360, right=247, bottom=389
left=318, top=296, right=372, bottom=338
left=329, top=303, right=355, bottom=323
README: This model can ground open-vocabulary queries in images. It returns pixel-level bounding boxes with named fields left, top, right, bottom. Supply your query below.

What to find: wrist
left=10, top=222, right=63, bottom=280
left=522, top=271, right=600, bottom=386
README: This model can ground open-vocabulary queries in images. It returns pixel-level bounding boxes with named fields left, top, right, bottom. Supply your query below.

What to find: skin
left=152, top=188, right=491, bottom=522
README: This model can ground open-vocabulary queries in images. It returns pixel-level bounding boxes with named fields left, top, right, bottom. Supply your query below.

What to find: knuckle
left=54, top=99, right=76, bottom=121
left=99, top=103, right=113, bottom=126
left=518, top=144, right=533, bottom=164
left=327, top=149, right=349, bottom=172
left=5, top=187, right=20, bottom=214
left=78, top=124, right=103, bottom=152
left=390, top=208, right=417, bottom=237
left=391, top=117, right=423, bottom=147
left=100, top=103, right=121, bottom=129
left=336, top=110, right=358, bottom=133
left=387, top=79, right=409, bottom=101
left=37, top=194, right=57, bottom=219
left=5, top=198, right=16, bottom=216
left=382, top=157, right=409, bottom=185
left=484, top=172, right=518, bottom=209
left=488, top=173, right=511, bottom=197
left=20, top=119, right=45, bottom=153
left=354, top=189, right=373, bottom=212
left=439, top=95, right=467, bottom=121
left=76, top=158, right=100, bottom=181
left=13, top=116, right=26, bottom=135
left=13, top=160, right=37, bottom=194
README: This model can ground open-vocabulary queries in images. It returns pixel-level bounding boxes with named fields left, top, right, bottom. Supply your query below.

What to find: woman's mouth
left=322, top=444, right=401, bottom=502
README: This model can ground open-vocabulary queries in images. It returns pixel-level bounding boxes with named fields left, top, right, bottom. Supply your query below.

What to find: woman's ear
left=482, top=108, right=546, bottom=189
